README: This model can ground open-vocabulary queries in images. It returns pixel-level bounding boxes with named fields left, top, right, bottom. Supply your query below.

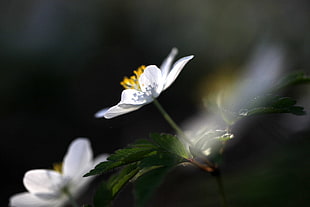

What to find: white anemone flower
left=9, top=138, right=108, bottom=207
left=95, top=48, right=194, bottom=119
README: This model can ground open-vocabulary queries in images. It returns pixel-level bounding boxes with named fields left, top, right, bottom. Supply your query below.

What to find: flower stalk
left=153, top=98, right=228, bottom=206
left=153, top=99, right=191, bottom=144
left=214, top=173, right=228, bottom=207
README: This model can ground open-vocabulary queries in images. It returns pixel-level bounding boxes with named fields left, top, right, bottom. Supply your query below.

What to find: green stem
left=63, top=188, right=79, bottom=207
left=153, top=99, right=191, bottom=143
left=214, top=173, right=228, bottom=207
left=153, top=100, right=228, bottom=206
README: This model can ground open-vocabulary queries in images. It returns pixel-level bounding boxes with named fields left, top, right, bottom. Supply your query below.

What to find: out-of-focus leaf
left=272, top=72, right=310, bottom=91
left=93, top=181, right=113, bottom=207
left=246, top=106, right=305, bottom=116
left=134, top=166, right=174, bottom=207
left=150, top=133, right=190, bottom=159
left=238, top=95, right=306, bottom=119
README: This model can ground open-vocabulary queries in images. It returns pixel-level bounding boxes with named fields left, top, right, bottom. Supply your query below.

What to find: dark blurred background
left=1, top=0, right=309, bottom=206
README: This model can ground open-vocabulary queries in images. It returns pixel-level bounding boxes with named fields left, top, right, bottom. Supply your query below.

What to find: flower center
left=120, top=65, right=146, bottom=90
left=53, top=162, right=63, bottom=174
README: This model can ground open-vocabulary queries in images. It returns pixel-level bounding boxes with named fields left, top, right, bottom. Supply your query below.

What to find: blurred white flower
left=181, top=43, right=286, bottom=156
left=95, top=48, right=194, bottom=119
left=9, top=138, right=108, bottom=207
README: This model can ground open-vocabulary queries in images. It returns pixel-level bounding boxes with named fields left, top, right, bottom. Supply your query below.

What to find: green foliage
left=244, top=72, right=309, bottom=116
left=93, top=181, right=113, bottom=207
left=139, top=152, right=183, bottom=168
left=214, top=72, right=309, bottom=125
left=87, top=133, right=190, bottom=207
left=272, top=72, right=310, bottom=91
left=107, top=164, right=140, bottom=196
left=150, top=133, right=191, bottom=159
left=93, top=165, right=140, bottom=207
left=89, top=72, right=309, bottom=207
left=239, top=95, right=306, bottom=118
left=84, top=139, right=155, bottom=177
left=134, top=166, right=173, bottom=207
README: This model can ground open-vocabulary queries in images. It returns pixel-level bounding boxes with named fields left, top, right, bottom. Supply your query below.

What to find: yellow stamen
left=120, top=65, right=146, bottom=90
left=53, top=162, right=63, bottom=174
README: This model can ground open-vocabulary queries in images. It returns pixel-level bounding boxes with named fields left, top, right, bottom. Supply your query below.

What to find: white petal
left=93, top=153, right=109, bottom=166
left=95, top=88, right=150, bottom=119
left=94, top=108, right=109, bottom=118
left=119, top=89, right=150, bottom=105
left=63, top=138, right=93, bottom=179
left=139, top=65, right=164, bottom=97
left=9, top=192, right=60, bottom=207
left=23, top=170, right=66, bottom=194
left=163, top=55, right=194, bottom=90
left=70, top=154, right=109, bottom=197
left=71, top=153, right=108, bottom=190
left=102, top=104, right=143, bottom=119
left=160, top=48, right=178, bottom=80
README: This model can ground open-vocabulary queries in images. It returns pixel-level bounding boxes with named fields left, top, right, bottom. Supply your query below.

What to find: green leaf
left=85, top=135, right=189, bottom=176
left=150, top=133, right=190, bottom=159
left=87, top=134, right=190, bottom=207
left=129, top=139, right=157, bottom=148
left=272, top=72, right=310, bottom=91
left=93, top=164, right=140, bottom=207
left=107, top=147, right=154, bottom=162
left=94, top=151, right=184, bottom=206
left=85, top=140, right=157, bottom=176
left=271, top=96, right=296, bottom=107
left=238, top=95, right=306, bottom=118
left=93, top=181, right=113, bottom=207
left=134, top=166, right=174, bottom=207
left=84, top=161, right=122, bottom=177
left=130, top=150, right=186, bottom=184
left=107, top=163, right=140, bottom=196
left=131, top=152, right=184, bottom=182
left=139, top=152, right=184, bottom=168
